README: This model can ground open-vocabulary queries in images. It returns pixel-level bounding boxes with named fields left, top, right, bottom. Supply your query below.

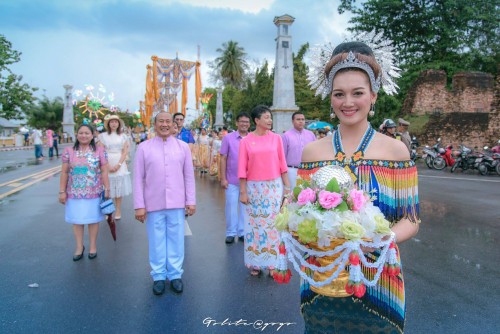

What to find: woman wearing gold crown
left=297, top=34, right=420, bottom=333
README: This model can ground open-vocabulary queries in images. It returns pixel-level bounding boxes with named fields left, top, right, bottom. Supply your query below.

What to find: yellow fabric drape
left=151, top=56, right=159, bottom=102
left=169, top=96, right=178, bottom=114
left=145, top=65, right=154, bottom=128
left=195, top=61, right=201, bottom=110
left=181, top=78, right=188, bottom=116
left=144, top=95, right=151, bottom=128
left=139, top=101, right=147, bottom=128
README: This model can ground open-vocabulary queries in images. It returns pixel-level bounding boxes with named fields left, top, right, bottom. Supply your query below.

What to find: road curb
left=0, top=144, right=72, bottom=152
left=0, top=146, right=34, bottom=152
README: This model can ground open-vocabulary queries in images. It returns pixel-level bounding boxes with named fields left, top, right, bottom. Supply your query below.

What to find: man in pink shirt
left=134, top=112, right=196, bottom=296
left=220, top=112, right=250, bottom=244
left=281, top=112, right=316, bottom=189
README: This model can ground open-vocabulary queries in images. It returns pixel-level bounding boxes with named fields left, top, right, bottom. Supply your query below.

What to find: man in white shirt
left=32, top=129, right=43, bottom=160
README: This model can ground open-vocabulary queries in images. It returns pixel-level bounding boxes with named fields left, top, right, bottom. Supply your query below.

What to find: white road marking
left=419, top=174, right=500, bottom=183
left=0, top=166, right=62, bottom=199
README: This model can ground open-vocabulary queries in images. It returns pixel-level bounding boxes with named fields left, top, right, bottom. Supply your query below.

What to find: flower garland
left=274, top=231, right=398, bottom=297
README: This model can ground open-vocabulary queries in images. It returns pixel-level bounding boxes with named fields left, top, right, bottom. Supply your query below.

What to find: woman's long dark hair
left=74, top=124, right=97, bottom=151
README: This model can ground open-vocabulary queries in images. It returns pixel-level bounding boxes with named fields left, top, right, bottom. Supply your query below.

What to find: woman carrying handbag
left=59, top=124, right=110, bottom=261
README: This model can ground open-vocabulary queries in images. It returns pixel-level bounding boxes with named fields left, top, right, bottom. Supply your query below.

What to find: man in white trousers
left=220, top=112, right=250, bottom=244
left=134, top=112, right=196, bottom=296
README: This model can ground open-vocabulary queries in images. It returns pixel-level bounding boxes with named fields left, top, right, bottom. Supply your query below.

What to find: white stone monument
left=271, top=14, right=299, bottom=134
left=214, top=88, right=224, bottom=130
left=62, top=85, right=75, bottom=142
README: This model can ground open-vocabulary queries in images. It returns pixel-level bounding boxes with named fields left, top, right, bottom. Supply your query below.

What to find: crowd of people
left=25, top=129, right=70, bottom=161
left=56, top=39, right=421, bottom=333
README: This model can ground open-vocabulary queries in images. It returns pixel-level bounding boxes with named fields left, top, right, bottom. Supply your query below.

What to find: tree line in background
left=1, top=1, right=498, bottom=131
left=205, top=40, right=405, bottom=130
left=0, top=35, right=37, bottom=121
left=207, top=0, right=498, bottom=129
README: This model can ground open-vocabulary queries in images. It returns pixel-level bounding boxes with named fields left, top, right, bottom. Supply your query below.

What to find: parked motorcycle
left=433, top=145, right=455, bottom=170
left=472, top=148, right=488, bottom=172
left=477, top=146, right=500, bottom=176
left=422, top=138, right=442, bottom=169
left=410, top=136, right=420, bottom=161
left=450, top=145, right=478, bottom=173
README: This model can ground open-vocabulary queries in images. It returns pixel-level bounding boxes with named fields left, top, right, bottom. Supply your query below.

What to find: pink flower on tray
left=348, top=189, right=367, bottom=211
left=318, top=190, right=343, bottom=209
left=297, top=188, right=316, bottom=206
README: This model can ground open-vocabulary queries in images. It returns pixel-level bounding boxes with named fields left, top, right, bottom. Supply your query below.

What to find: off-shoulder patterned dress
left=299, top=125, right=420, bottom=334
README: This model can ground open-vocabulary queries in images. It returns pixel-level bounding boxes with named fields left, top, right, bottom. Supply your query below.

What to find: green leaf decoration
left=325, top=178, right=341, bottom=193
left=335, top=201, right=349, bottom=212
left=293, top=186, right=301, bottom=200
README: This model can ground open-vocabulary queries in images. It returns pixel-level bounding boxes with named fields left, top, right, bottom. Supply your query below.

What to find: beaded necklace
left=332, top=123, right=375, bottom=181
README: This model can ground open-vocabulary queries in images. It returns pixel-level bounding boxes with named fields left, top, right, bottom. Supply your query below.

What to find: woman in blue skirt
left=59, top=124, right=110, bottom=261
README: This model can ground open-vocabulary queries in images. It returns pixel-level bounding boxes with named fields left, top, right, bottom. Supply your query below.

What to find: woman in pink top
left=46, top=129, right=54, bottom=158
left=238, top=105, right=291, bottom=276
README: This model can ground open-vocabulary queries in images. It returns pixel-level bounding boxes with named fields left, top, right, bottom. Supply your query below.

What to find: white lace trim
left=277, top=231, right=396, bottom=287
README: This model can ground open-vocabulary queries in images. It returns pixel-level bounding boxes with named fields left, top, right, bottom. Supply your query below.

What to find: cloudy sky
left=1, top=0, right=352, bottom=114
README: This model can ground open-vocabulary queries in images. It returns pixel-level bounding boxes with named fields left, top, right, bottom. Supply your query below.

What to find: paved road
left=0, top=151, right=499, bottom=333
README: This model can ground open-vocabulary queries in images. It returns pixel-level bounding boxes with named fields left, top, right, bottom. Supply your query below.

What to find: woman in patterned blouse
left=59, top=124, right=110, bottom=261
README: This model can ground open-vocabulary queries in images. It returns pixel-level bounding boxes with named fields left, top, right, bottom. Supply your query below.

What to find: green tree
left=0, top=35, right=37, bottom=119
left=240, top=61, right=273, bottom=111
left=292, top=43, right=330, bottom=122
left=369, top=91, right=401, bottom=130
left=214, top=40, right=249, bottom=88
left=26, top=96, right=63, bottom=130
left=338, top=0, right=499, bottom=94
left=222, top=61, right=274, bottom=127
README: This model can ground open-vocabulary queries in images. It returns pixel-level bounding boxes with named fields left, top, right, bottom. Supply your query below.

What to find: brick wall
left=403, top=70, right=494, bottom=115
left=405, top=70, right=498, bottom=147
left=417, top=112, right=497, bottom=149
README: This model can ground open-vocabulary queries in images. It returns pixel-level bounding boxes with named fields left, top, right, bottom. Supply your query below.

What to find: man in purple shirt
left=281, top=111, right=316, bottom=189
left=220, top=112, right=250, bottom=244
left=134, top=112, right=196, bottom=295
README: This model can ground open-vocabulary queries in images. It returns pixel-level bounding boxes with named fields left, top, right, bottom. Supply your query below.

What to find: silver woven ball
left=311, top=165, right=354, bottom=190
